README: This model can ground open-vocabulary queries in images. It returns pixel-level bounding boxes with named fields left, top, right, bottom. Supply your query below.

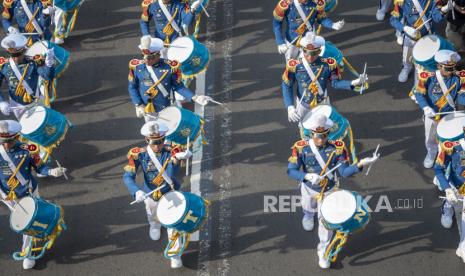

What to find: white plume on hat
left=300, top=32, right=325, bottom=49
left=140, top=120, right=169, bottom=137
left=141, top=35, right=151, bottom=50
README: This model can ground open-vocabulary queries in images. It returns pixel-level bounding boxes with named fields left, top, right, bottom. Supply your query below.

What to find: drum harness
left=0, top=145, right=32, bottom=200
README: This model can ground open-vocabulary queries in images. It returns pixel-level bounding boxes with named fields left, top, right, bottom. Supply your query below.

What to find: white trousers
left=379, top=0, right=392, bottom=10
left=144, top=197, right=161, bottom=229
left=402, top=36, right=416, bottom=67
left=424, top=115, right=439, bottom=155
left=444, top=197, right=465, bottom=246
left=300, top=184, right=334, bottom=254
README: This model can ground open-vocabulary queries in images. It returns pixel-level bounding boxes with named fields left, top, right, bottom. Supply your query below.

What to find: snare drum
left=157, top=191, right=208, bottom=233
left=320, top=190, right=369, bottom=233
left=167, top=36, right=210, bottom=77
left=302, top=105, right=349, bottom=141
left=413, top=35, right=455, bottom=72
left=320, top=41, right=344, bottom=68
left=10, top=196, right=63, bottom=238
left=19, top=106, right=71, bottom=149
left=436, top=113, right=465, bottom=142
left=158, top=106, right=202, bottom=145
left=325, top=0, right=338, bottom=13
left=25, top=41, right=70, bottom=78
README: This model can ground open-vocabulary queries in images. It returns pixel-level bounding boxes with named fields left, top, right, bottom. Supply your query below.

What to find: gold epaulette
left=283, top=59, right=299, bottom=84
left=436, top=141, right=458, bottom=166
left=141, top=0, right=153, bottom=21
left=394, top=0, right=404, bottom=6
left=315, top=0, right=326, bottom=13
left=167, top=60, right=180, bottom=71
left=322, top=57, right=337, bottom=71
left=415, top=70, right=435, bottom=94
left=128, top=59, right=143, bottom=81
left=124, top=147, right=145, bottom=173
left=288, top=140, right=308, bottom=163
left=1, top=0, right=13, bottom=19
left=273, top=0, right=290, bottom=21
left=330, top=140, right=345, bottom=155
left=0, top=56, right=8, bottom=68
left=40, top=0, right=52, bottom=7
left=457, top=70, right=465, bottom=86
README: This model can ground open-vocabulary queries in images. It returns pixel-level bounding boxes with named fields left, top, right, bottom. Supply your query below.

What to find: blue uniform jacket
left=123, top=146, right=181, bottom=198
left=281, top=57, right=352, bottom=108
left=414, top=70, right=465, bottom=114
left=128, top=58, right=193, bottom=111
left=390, top=0, right=444, bottom=37
left=434, top=141, right=465, bottom=191
left=287, top=140, right=361, bottom=192
left=0, top=56, right=54, bottom=105
left=0, top=143, right=49, bottom=199
left=2, top=0, right=53, bottom=42
left=139, top=0, right=195, bottom=42
left=272, top=0, right=333, bottom=46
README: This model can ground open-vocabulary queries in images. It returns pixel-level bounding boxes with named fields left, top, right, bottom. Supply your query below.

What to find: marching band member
left=0, top=120, right=67, bottom=269
left=52, top=0, right=84, bottom=44
left=273, top=0, right=345, bottom=60
left=282, top=33, right=368, bottom=124
left=0, top=33, right=55, bottom=118
left=128, top=35, right=211, bottom=122
left=376, top=0, right=393, bottom=21
left=390, top=0, right=445, bottom=83
left=414, top=50, right=465, bottom=168
left=139, top=0, right=202, bottom=53
left=1, top=0, right=54, bottom=45
left=123, top=120, right=192, bottom=268
left=287, top=114, right=379, bottom=269
left=434, top=138, right=465, bottom=263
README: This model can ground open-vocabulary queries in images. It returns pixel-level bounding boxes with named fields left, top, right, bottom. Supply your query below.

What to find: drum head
left=19, top=106, right=46, bottom=135
left=10, top=197, right=36, bottom=231
left=321, top=190, right=357, bottom=224
left=413, top=35, right=441, bottom=62
left=157, top=191, right=187, bottom=225
left=25, top=41, right=48, bottom=57
left=437, top=113, right=465, bottom=140
left=158, top=107, right=182, bottom=136
left=302, top=105, right=332, bottom=129
left=167, top=37, right=194, bottom=63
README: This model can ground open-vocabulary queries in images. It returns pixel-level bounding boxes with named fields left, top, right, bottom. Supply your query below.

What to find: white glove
left=332, top=20, right=345, bottom=31
left=7, top=26, right=19, bottom=34
left=287, top=105, right=301, bottom=123
left=351, top=74, right=368, bottom=86
left=42, top=6, right=55, bottom=15
left=441, top=1, right=453, bottom=13
left=278, top=44, right=288, bottom=54
left=445, top=188, right=459, bottom=203
left=175, top=150, right=193, bottom=160
left=423, top=106, right=436, bottom=118
left=135, top=190, right=146, bottom=203
left=48, top=167, right=67, bottom=177
left=45, top=48, right=55, bottom=67
left=358, top=153, right=380, bottom=167
left=135, top=105, right=145, bottom=118
left=304, top=173, right=323, bottom=185
left=403, top=26, right=418, bottom=39
left=193, top=95, right=212, bottom=106
left=0, top=101, right=11, bottom=115
left=190, top=0, right=201, bottom=12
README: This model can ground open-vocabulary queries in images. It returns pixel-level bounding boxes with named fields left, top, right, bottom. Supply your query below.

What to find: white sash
left=309, top=139, right=334, bottom=180
left=146, top=65, right=169, bottom=97
left=146, top=146, right=173, bottom=185
left=302, top=58, right=325, bottom=96
left=435, top=70, right=456, bottom=109
left=9, top=59, right=38, bottom=98
left=411, top=0, right=432, bottom=33
left=0, top=145, right=30, bottom=187
left=293, top=0, right=313, bottom=31
left=20, top=0, right=44, bottom=35
left=158, top=0, right=182, bottom=35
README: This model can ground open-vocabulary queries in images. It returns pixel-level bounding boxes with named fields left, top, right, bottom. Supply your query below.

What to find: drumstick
left=439, top=196, right=464, bottom=202
left=37, top=39, right=63, bottom=65
left=286, top=36, right=301, bottom=50
left=321, top=163, right=342, bottom=178
left=13, top=199, right=29, bottom=215
left=145, top=113, right=170, bottom=121
left=415, top=18, right=432, bottom=31
left=359, top=62, right=367, bottom=95
left=20, top=33, right=40, bottom=36
left=55, top=160, right=68, bottom=180
left=130, top=184, right=167, bottom=205
left=365, top=144, right=380, bottom=176
left=1, top=200, right=15, bottom=212
left=208, top=99, right=224, bottom=106
left=200, top=3, right=210, bottom=18
left=186, top=136, right=190, bottom=176
left=432, top=110, right=465, bottom=116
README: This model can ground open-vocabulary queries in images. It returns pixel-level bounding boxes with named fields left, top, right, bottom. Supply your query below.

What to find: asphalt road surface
left=0, top=0, right=464, bottom=275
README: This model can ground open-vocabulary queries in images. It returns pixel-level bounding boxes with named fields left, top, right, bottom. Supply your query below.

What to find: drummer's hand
left=175, top=150, right=193, bottom=160
left=358, top=154, right=380, bottom=168
left=193, top=95, right=212, bottom=106
left=287, top=105, right=301, bottom=123
left=331, top=20, right=345, bottom=31
left=49, top=167, right=67, bottom=177
left=135, top=190, right=146, bottom=203
left=135, top=105, right=145, bottom=118
left=0, top=101, right=11, bottom=116
left=7, top=26, right=19, bottom=34
left=351, top=74, right=368, bottom=87
left=45, top=48, right=55, bottom=67
left=278, top=44, right=288, bottom=55
left=191, top=0, right=201, bottom=12
left=441, top=1, right=453, bottom=13
left=403, top=26, right=418, bottom=39
left=304, top=173, right=323, bottom=185
left=42, top=6, right=55, bottom=15
left=422, top=106, right=436, bottom=118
